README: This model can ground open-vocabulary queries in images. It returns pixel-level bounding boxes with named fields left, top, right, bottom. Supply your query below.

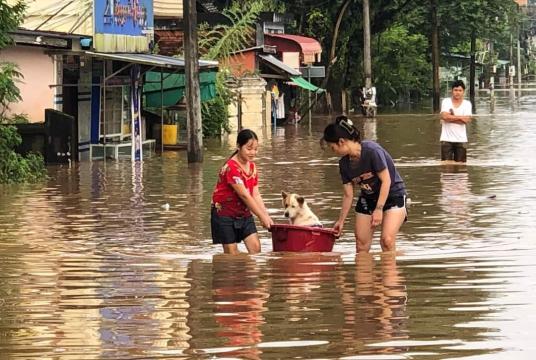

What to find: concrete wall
left=0, top=46, right=55, bottom=122
left=225, top=77, right=272, bottom=146
left=228, top=77, right=269, bottom=134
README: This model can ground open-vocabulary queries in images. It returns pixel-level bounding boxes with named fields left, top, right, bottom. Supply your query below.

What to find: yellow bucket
left=162, top=124, right=178, bottom=145
left=123, top=123, right=131, bottom=136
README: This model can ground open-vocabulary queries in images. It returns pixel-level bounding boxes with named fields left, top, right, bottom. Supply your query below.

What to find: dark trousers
left=441, top=141, right=467, bottom=162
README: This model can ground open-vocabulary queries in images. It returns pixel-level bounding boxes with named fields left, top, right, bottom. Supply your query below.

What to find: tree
left=439, top=0, right=519, bottom=111
left=0, top=1, right=25, bottom=48
left=0, top=62, right=24, bottom=122
left=431, top=0, right=440, bottom=112
left=374, top=24, right=430, bottom=105
left=281, top=0, right=423, bottom=112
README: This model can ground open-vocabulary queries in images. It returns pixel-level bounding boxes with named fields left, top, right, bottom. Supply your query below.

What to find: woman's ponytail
left=321, top=115, right=361, bottom=145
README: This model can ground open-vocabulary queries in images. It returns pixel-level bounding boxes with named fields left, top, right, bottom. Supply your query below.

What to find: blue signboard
left=94, top=0, right=153, bottom=37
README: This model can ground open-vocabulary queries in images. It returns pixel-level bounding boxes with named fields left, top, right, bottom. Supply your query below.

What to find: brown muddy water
left=1, top=97, right=536, bottom=359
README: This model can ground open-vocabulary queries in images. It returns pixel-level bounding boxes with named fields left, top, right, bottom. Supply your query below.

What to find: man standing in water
left=440, top=80, right=473, bottom=163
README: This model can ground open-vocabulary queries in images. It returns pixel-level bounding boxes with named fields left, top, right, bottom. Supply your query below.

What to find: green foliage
left=0, top=125, right=46, bottom=184
left=201, top=72, right=231, bottom=137
left=199, top=1, right=264, bottom=61
left=198, top=1, right=264, bottom=137
left=374, top=24, right=431, bottom=103
left=304, top=8, right=332, bottom=45
left=0, top=62, right=24, bottom=121
left=0, top=1, right=25, bottom=48
left=230, top=0, right=284, bottom=13
left=439, top=0, right=520, bottom=59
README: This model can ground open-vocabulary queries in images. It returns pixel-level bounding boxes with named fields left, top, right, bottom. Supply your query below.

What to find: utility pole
left=489, top=42, right=495, bottom=113
left=184, top=0, right=203, bottom=163
left=431, top=0, right=440, bottom=113
left=517, top=35, right=522, bottom=100
left=509, top=32, right=514, bottom=103
left=362, top=0, right=377, bottom=117
left=469, top=31, right=476, bottom=113
left=363, top=0, right=372, bottom=89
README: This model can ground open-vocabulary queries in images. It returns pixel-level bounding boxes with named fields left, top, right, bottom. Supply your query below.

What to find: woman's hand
left=260, top=215, right=274, bottom=229
left=333, top=219, right=344, bottom=236
left=371, top=209, right=383, bottom=227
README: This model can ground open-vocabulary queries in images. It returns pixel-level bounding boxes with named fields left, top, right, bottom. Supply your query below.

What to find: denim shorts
left=355, top=195, right=407, bottom=220
left=211, top=207, right=257, bottom=245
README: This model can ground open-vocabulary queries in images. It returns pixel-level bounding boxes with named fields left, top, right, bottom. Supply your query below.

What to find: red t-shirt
left=212, top=158, right=258, bottom=217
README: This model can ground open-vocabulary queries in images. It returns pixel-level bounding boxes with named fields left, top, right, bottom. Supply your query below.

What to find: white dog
left=281, top=191, right=322, bottom=227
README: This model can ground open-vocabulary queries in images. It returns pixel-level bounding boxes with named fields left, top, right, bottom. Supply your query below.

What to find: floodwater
left=1, top=95, right=536, bottom=359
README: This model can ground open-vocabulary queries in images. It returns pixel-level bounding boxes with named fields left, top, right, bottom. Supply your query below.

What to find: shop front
left=71, top=51, right=218, bottom=160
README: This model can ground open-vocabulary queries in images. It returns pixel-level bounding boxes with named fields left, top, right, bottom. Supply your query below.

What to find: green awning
left=290, top=76, right=324, bottom=93
left=143, top=71, right=217, bottom=108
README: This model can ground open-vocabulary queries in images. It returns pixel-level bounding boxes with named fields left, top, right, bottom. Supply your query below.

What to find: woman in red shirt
left=211, top=129, right=273, bottom=254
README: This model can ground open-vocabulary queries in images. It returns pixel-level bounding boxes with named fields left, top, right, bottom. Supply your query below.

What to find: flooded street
left=2, top=96, right=536, bottom=359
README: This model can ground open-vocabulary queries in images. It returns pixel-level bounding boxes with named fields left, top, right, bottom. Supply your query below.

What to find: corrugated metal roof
left=7, top=0, right=93, bottom=35
left=264, top=33, right=322, bottom=56
left=154, top=0, right=183, bottom=18
left=8, top=0, right=183, bottom=35
left=86, top=51, right=218, bottom=70
left=259, top=54, right=301, bottom=76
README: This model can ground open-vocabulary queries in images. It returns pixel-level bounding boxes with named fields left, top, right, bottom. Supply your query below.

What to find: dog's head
left=281, top=191, right=306, bottom=221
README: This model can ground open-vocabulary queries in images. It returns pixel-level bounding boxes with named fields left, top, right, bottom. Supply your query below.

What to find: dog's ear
left=297, top=196, right=305, bottom=206
left=281, top=191, right=288, bottom=199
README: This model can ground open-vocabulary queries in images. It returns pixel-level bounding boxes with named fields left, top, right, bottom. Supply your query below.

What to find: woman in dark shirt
left=322, top=116, right=407, bottom=253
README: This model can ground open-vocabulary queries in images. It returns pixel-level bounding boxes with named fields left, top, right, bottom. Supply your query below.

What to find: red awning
left=264, top=33, right=322, bottom=64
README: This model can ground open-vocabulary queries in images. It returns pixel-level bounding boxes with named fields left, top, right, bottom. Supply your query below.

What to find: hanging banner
left=94, top=0, right=154, bottom=53
left=131, top=64, right=142, bottom=162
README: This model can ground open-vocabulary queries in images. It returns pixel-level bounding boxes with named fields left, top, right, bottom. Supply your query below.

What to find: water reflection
left=341, top=253, right=408, bottom=356
left=362, top=118, right=377, bottom=141
left=210, top=255, right=266, bottom=359
left=439, top=166, right=472, bottom=239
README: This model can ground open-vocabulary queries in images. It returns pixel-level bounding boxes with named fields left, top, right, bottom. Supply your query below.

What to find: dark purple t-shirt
left=339, top=140, right=406, bottom=199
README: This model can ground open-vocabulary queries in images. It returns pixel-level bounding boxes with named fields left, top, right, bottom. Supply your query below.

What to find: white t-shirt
left=440, top=97, right=472, bottom=143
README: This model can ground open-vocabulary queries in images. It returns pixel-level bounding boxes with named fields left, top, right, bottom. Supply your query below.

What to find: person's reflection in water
left=211, top=254, right=267, bottom=359
left=439, top=165, right=472, bottom=239
left=363, top=118, right=377, bottom=141
left=342, top=253, right=408, bottom=355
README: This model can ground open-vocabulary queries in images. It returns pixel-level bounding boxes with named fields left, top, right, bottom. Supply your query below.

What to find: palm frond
left=199, top=0, right=264, bottom=61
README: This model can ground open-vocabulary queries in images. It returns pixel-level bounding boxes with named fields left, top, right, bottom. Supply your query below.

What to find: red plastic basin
left=270, top=224, right=337, bottom=252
